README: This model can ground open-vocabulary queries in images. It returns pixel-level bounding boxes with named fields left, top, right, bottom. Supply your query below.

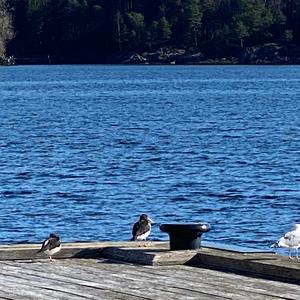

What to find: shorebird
left=38, top=233, right=62, bottom=261
left=271, top=224, right=300, bottom=259
left=131, top=214, right=154, bottom=246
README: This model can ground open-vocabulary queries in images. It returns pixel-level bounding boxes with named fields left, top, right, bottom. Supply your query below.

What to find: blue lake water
left=0, top=64, right=300, bottom=250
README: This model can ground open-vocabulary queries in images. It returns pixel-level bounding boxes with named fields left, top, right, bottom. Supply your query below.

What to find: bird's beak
left=148, top=217, right=155, bottom=224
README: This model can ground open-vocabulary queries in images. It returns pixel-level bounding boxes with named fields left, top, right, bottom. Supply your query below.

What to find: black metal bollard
left=160, top=223, right=211, bottom=250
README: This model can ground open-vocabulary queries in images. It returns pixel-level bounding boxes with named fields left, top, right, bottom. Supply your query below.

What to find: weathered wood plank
left=0, top=285, right=35, bottom=300
left=0, top=262, right=179, bottom=300
left=0, top=274, right=88, bottom=300
left=173, top=263, right=300, bottom=290
left=14, top=267, right=212, bottom=300
left=69, top=260, right=294, bottom=300
left=74, top=259, right=300, bottom=299
left=101, top=246, right=198, bottom=265
left=1, top=241, right=300, bottom=285
left=99, top=244, right=300, bottom=284
left=4, top=259, right=290, bottom=300
left=0, top=266, right=144, bottom=300
left=0, top=267, right=117, bottom=300
left=140, top=264, right=300, bottom=299
left=2, top=258, right=300, bottom=300
left=54, top=258, right=300, bottom=299
left=2, top=260, right=222, bottom=300
left=196, top=247, right=300, bottom=283
left=100, top=245, right=300, bottom=285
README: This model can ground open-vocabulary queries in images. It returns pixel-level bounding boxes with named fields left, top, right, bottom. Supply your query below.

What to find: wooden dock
left=0, top=241, right=299, bottom=299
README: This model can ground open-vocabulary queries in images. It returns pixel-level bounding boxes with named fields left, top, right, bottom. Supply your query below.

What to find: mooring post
left=160, top=223, right=211, bottom=250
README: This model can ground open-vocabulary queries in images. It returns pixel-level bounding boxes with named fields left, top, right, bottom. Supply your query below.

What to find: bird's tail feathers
left=271, top=241, right=279, bottom=248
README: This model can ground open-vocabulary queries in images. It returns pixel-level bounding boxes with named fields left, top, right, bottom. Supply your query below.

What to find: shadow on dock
left=0, top=241, right=299, bottom=284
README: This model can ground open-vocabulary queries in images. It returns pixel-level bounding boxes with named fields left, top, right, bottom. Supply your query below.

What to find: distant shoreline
left=6, top=43, right=300, bottom=66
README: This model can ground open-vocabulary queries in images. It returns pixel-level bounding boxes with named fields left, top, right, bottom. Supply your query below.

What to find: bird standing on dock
left=131, top=214, right=154, bottom=246
left=38, top=233, right=62, bottom=261
left=271, top=224, right=300, bottom=259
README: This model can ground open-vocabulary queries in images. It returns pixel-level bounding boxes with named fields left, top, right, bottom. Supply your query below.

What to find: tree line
left=1, top=0, right=300, bottom=63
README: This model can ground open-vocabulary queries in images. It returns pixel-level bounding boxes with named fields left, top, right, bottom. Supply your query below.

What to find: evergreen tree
left=232, top=0, right=274, bottom=45
left=0, top=0, right=13, bottom=57
left=125, top=12, right=145, bottom=49
left=158, top=16, right=172, bottom=44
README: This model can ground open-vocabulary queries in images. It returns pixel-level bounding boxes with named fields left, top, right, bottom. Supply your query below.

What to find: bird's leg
left=143, top=240, right=147, bottom=247
left=49, top=256, right=53, bottom=262
left=288, top=249, right=293, bottom=259
left=296, top=248, right=299, bottom=259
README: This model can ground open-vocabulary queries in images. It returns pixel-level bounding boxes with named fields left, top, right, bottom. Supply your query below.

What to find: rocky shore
left=107, top=43, right=300, bottom=65
left=0, top=55, right=15, bottom=66
left=3, top=43, right=300, bottom=65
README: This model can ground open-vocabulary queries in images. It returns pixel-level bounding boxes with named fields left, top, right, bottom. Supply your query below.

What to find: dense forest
left=1, top=0, right=300, bottom=64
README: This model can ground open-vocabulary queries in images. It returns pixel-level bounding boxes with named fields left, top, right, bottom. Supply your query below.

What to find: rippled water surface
left=1, top=65, right=300, bottom=249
